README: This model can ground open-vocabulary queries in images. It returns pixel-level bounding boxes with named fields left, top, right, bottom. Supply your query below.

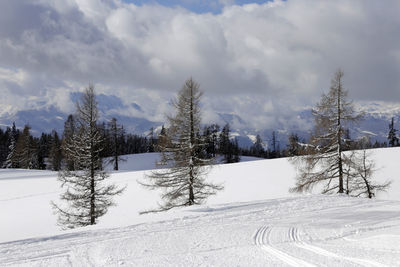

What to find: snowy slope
left=1, top=196, right=399, bottom=266
left=104, top=153, right=265, bottom=172
left=0, top=148, right=400, bottom=266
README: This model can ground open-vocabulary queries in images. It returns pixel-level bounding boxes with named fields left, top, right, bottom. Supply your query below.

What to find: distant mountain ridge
left=0, top=93, right=399, bottom=148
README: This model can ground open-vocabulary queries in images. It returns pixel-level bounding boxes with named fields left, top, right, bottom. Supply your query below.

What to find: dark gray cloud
left=0, top=0, right=400, bottom=130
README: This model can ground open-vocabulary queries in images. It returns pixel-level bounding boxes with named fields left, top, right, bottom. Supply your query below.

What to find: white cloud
left=0, top=67, right=28, bottom=87
left=0, top=0, right=400, bottom=131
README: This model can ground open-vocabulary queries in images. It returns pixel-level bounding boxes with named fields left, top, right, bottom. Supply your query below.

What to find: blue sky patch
left=123, top=0, right=272, bottom=14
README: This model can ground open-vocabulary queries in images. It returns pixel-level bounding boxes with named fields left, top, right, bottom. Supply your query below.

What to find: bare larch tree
left=53, top=84, right=124, bottom=229
left=347, top=150, right=391, bottom=198
left=291, top=70, right=362, bottom=194
left=141, top=78, right=223, bottom=212
left=346, top=139, right=391, bottom=198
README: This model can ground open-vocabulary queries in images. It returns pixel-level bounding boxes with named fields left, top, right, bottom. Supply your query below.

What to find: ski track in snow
left=290, top=227, right=390, bottom=267
left=255, top=224, right=392, bottom=267
left=2, top=195, right=400, bottom=266
left=254, top=226, right=316, bottom=267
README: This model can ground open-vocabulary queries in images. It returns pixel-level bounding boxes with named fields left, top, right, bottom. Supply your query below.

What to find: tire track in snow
left=289, top=226, right=390, bottom=267
left=254, top=226, right=317, bottom=267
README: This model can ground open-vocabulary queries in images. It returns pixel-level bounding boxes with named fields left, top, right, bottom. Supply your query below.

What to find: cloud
left=0, top=0, right=400, bottom=131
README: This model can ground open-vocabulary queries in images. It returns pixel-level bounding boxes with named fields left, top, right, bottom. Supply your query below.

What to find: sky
left=126, top=0, right=273, bottom=14
left=0, top=0, right=400, bottom=131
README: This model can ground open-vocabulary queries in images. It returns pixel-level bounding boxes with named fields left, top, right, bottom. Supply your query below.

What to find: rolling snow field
left=0, top=149, right=400, bottom=266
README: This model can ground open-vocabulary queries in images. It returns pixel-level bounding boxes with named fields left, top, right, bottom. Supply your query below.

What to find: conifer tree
left=156, top=125, right=167, bottom=152
left=3, top=123, right=18, bottom=168
left=108, top=117, right=125, bottom=171
left=48, top=130, right=62, bottom=171
left=53, top=84, right=124, bottom=228
left=37, top=133, right=48, bottom=170
left=141, top=78, right=222, bottom=212
left=346, top=149, right=391, bottom=198
left=15, top=125, right=38, bottom=169
left=387, top=117, right=399, bottom=147
left=0, top=128, right=11, bottom=166
left=217, top=124, right=241, bottom=163
left=203, top=124, right=220, bottom=158
left=202, top=125, right=213, bottom=158
left=232, top=138, right=241, bottom=162
left=287, top=133, right=301, bottom=156
left=29, top=137, right=40, bottom=170
left=219, top=124, right=234, bottom=163
left=62, top=114, right=76, bottom=171
left=251, top=134, right=264, bottom=158
left=291, top=70, right=362, bottom=194
left=210, top=124, right=220, bottom=158
left=342, top=128, right=354, bottom=150
left=268, top=131, right=281, bottom=158
left=97, top=122, right=110, bottom=158
left=342, top=138, right=391, bottom=197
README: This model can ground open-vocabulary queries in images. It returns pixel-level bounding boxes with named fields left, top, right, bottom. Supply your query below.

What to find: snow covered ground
left=1, top=149, right=399, bottom=266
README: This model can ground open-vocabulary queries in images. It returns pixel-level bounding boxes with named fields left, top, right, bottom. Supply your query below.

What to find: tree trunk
left=337, top=75, right=344, bottom=193
left=90, top=136, right=96, bottom=224
left=189, top=167, right=194, bottom=205
left=362, top=151, right=373, bottom=198
left=90, top=109, right=96, bottom=225
left=188, top=80, right=195, bottom=205
left=90, top=175, right=95, bottom=224
left=114, top=128, right=118, bottom=170
left=114, top=155, right=118, bottom=171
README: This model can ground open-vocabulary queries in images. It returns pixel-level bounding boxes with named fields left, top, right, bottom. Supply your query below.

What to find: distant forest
left=0, top=113, right=396, bottom=171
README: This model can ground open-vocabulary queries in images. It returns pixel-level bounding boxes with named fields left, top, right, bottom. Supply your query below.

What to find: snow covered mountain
left=0, top=92, right=399, bottom=147
left=0, top=92, right=162, bottom=136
